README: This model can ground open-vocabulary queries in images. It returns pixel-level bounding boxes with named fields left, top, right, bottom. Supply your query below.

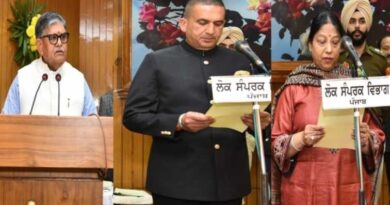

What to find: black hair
left=308, top=11, right=345, bottom=44
left=184, top=0, right=225, bottom=17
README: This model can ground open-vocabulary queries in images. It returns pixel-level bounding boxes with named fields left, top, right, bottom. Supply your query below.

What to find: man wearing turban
left=217, top=27, right=245, bottom=49
left=339, top=0, right=387, bottom=76
left=339, top=0, right=389, bottom=202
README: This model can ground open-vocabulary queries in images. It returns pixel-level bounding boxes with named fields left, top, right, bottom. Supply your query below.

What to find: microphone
left=234, top=40, right=269, bottom=74
left=341, top=36, right=366, bottom=78
left=55, top=74, right=61, bottom=116
left=29, top=73, right=48, bottom=115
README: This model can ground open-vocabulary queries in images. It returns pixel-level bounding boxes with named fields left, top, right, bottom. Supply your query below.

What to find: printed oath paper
left=206, top=102, right=269, bottom=132
left=315, top=107, right=363, bottom=149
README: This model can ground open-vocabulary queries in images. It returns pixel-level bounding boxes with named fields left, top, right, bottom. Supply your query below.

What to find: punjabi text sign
left=321, top=76, right=390, bottom=110
left=209, top=75, right=271, bottom=103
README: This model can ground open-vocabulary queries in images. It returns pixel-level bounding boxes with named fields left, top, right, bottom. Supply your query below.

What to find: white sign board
left=209, top=75, right=271, bottom=103
left=321, top=76, right=390, bottom=110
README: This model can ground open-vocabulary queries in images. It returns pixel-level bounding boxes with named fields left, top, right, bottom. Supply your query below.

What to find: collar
left=363, top=44, right=374, bottom=57
left=37, top=57, right=65, bottom=75
left=341, top=44, right=372, bottom=60
left=180, top=41, right=219, bottom=57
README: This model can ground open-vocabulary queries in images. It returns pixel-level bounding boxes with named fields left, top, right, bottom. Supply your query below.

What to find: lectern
left=0, top=115, right=113, bottom=205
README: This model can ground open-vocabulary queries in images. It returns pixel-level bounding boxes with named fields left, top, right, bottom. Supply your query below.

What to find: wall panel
left=79, top=0, right=118, bottom=98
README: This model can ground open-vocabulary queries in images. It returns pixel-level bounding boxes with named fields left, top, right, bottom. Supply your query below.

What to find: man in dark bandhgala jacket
left=122, top=0, right=270, bottom=204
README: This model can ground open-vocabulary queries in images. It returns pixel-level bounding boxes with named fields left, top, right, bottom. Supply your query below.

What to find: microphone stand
left=56, top=74, right=61, bottom=116
left=252, top=102, right=270, bottom=205
left=251, top=64, right=270, bottom=205
left=351, top=62, right=366, bottom=205
left=341, top=36, right=367, bottom=205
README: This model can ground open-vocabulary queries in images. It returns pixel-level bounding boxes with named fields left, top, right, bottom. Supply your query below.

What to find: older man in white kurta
left=2, top=57, right=96, bottom=116
left=1, top=11, right=96, bottom=116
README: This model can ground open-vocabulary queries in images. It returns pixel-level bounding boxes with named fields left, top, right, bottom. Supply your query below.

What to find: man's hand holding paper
left=206, top=102, right=270, bottom=132
left=178, top=111, right=215, bottom=133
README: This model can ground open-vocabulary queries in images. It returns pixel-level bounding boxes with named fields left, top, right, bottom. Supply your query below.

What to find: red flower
left=256, top=12, right=271, bottom=33
left=158, top=22, right=182, bottom=45
left=287, top=0, right=310, bottom=19
left=256, top=2, right=271, bottom=33
left=258, top=2, right=271, bottom=14
left=156, top=7, right=170, bottom=18
left=139, top=3, right=157, bottom=30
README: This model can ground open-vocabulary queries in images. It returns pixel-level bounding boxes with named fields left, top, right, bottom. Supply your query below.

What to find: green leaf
left=18, top=36, right=23, bottom=46
left=15, top=49, right=22, bottom=62
left=7, top=0, right=46, bottom=66
left=22, top=38, right=27, bottom=56
left=8, top=0, right=44, bottom=67
left=21, top=58, right=26, bottom=67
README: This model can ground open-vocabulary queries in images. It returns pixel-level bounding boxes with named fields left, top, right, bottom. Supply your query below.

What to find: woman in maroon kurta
left=271, top=11, right=384, bottom=205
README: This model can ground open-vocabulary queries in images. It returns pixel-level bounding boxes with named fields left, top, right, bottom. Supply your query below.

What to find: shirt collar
left=363, top=44, right=374, bottom=57
left=37, top=57, right=65, bottom=74
left=180, top=40, right=218, bottom=57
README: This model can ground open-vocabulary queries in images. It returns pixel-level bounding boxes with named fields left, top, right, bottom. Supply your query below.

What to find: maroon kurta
left=272, top=85, right=384, bottom=205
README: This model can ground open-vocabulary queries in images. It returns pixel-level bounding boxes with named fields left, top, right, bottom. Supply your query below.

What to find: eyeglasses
left=40, top=32, right=69, bottom=45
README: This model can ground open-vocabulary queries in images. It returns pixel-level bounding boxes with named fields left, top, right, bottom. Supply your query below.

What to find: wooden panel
left=271, top=61, right=310, bottom=92
left=0, top=178, right=101, bottom=205
left=113, top=88, right=151, bottom=189
left=0, top=115, right=113, bottom=169
left=79, top=0, right=119, bottom=98
left=121, top=0, right=131, bottom=87
left=0, top=169, right=99, bottom=179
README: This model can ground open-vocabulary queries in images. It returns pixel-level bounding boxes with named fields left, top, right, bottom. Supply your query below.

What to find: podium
left=0, top=115, right=113, bottom=205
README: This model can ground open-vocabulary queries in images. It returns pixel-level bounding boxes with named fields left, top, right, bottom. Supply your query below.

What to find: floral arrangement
left=8, top=0, right=44, bottom=67
left=26, top=14, right=40, bottom=52
left=135, top=0, right=271, bottom=68
left=237, top=0, right=272, bottom=69
left=136, top=0, right=186, bottom=51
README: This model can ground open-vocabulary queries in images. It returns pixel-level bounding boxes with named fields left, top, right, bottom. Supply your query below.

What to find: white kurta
left=18, top=58, right=85, bottom=116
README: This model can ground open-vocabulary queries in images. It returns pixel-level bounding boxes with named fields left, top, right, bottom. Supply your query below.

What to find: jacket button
left=214, top=144, right=220, bottom=150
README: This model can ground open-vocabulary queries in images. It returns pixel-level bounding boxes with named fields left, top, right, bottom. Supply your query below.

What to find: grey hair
left=35, top=12, right=67, bottom=38
left=184, top=0, right=225, bottom=17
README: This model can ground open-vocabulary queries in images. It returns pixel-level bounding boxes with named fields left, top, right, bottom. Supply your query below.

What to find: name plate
left=321, top=76, right=390, bottom=110
left=209, top=75, right=271, bottom=103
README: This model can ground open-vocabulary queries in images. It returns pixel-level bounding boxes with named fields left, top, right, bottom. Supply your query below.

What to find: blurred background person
left=271, top=11, right=384, bottom=205
left=379, top=35, right=390, bottom=65
left=217, top=26, right=245, bottom=49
